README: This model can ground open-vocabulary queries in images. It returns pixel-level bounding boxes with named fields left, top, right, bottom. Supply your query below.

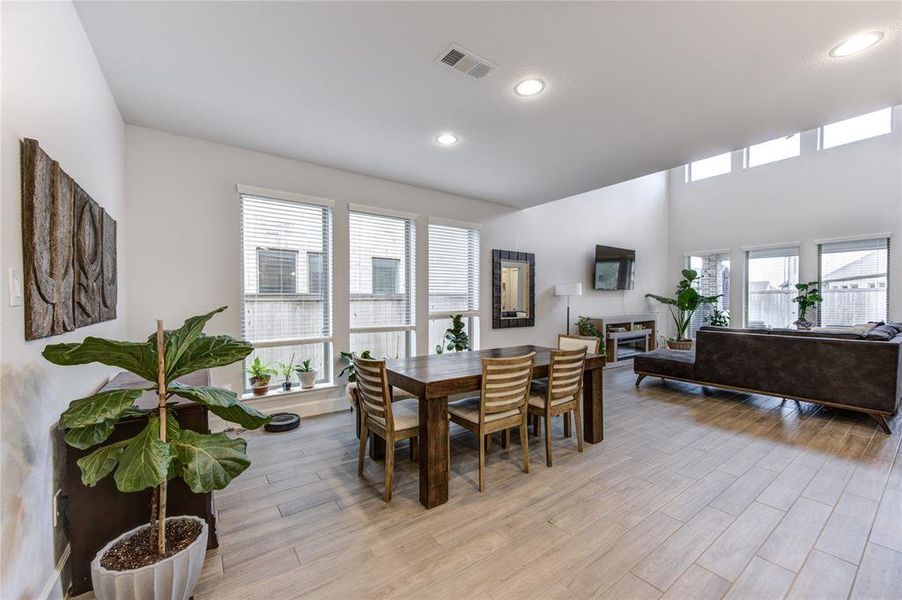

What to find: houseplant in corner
left=435, top=314, right=470, bottom=354
left=247, top=356, right=276, bottom=396
left=295, top=359, right=318, bottom=389
left=646, top=269, right=721, bottom=350
left=792, top=281, right=823, bottom=330
left=43, top=306, right=270, bottom=600
left=576, top=315, right=606, bottom=356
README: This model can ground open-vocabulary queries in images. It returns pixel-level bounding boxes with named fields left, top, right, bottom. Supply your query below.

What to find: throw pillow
left=865, top=324, right=899, bottom=341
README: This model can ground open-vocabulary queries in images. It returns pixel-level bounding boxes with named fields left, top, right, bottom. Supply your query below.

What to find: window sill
left=242, top=382, right=337, bottom=402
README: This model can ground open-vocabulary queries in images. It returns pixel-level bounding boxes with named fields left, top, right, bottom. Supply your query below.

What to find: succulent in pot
left=278, top=354, right=296, bottom=391
left=42, top=306, right=270, bottom=600
left=247, top=356, right=276, bottom=396
left=295, top=359, right=318, bottom=389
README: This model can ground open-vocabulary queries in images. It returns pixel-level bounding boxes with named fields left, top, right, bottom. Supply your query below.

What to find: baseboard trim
left=40, top=543, right=70, bottom=600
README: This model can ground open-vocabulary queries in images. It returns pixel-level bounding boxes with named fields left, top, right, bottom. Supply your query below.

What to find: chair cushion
left=528, top=394, right=575, bottom=408
left=633, top=349, right=696, bottom=379
left=367, top=398, right=419, bottom=430
left=447, top=397, right=520, bottom=423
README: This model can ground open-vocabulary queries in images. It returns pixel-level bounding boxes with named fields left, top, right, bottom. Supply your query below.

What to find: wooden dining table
left=377, top=345, right=606, bottom=509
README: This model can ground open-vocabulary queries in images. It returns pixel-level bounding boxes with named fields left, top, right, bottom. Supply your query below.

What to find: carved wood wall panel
left=20, top=138, right=117, bottom=340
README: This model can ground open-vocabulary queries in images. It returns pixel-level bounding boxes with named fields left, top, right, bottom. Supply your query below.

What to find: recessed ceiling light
left=830, top=31, right=884, bottom=57
left=435, top=133, right=459, bottom=146
left=515, top=78, right=545, bottom=97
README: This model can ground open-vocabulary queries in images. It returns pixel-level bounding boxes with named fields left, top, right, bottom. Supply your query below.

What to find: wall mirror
left=492, top=249, right=535, bottom=328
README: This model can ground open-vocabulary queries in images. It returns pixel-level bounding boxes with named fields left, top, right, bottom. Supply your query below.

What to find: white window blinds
left=745, top=247, right=799, bottom=329
left=686, top=253, right=730, bottom=337
left=818, top=237, right=890, bottom=325
left=428, top=222, right=480, bottom=317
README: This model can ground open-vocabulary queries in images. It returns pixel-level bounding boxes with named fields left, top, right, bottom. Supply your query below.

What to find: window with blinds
left=428, top=222, right=480, bottom=353
left=818, top=237, right=890, bottom=325
left=241, top=193, right=333, bottom=389
left=349, top=209, right=415, bottom=359
left=686, top=253, right=730, bottom=337
left=745, top=247, right=799, bottom=328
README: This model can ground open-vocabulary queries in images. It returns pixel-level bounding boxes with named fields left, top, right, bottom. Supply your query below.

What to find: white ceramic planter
left=299, top=370, right=317, bottom=389
left=91, top=515, right=208, bottom=600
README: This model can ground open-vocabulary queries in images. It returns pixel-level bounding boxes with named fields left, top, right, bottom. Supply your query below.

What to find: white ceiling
left=75, top=1, right=902, bottom=208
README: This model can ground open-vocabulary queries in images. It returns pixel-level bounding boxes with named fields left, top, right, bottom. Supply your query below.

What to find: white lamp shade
left=554, top=283, right=582, bottom=296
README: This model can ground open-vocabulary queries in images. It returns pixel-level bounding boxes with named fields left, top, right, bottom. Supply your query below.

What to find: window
left=307, top=252, right=323, bottom=296
left=372, top=257, right=400, bottom=295
left=687, top=152, right=731, bottom=182
left=257, top=248, right=298, bottom=294
left=746, top=133, right=800, bottom=168
left=686, top=253, right=730, bottom=337
left=745, top=247, right=799, bottom=328
left=241, top=193, right=333, bottom=390
left=820, top=107, right=892, bottom=150
left=349, top=209, right=415, bottom=359
left=428, top=222, right=480, bottom=353
left=818, top=237, right=890, bottom=325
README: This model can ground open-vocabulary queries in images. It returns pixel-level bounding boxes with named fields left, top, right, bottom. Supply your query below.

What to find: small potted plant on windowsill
left=295, top=359, right=318, bottom=389
left=792, top=281, right=822, bottom=330
left=278, top=355, right=295, bottom=391
left=646, top=269, right=721, bottom=350
left=247, top=356, right=276, bottom=396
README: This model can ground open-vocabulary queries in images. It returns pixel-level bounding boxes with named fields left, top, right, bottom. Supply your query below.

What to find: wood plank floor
left=192, top=368, right=902, bottom=599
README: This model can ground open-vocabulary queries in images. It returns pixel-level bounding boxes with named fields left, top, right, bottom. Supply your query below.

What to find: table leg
left=583, top=368, right=604, bottom=443
left=418, top=396, right=449, bottom=508
left=369, top=432, right=385, bottom=460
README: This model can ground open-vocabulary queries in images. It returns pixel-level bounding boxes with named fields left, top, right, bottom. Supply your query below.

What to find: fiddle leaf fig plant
left=792, top=281, right=823, bottom=328
left=437, top=314, right=470, bottom=354
left=338, top=350, right=372, bottom=382
left=646, top=269, right=721, bottom=341
left=43, top=306, right=270, bottom=556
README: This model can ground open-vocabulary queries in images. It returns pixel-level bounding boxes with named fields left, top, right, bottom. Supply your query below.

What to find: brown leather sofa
left=634, top=326, right=902, bottom=433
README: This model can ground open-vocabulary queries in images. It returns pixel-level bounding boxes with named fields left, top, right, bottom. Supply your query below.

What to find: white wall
left=481, top=173, right=669, bottom=348
left=0, top=3, right=127, bottom=598
left=669, top=105, right=902, bottom=326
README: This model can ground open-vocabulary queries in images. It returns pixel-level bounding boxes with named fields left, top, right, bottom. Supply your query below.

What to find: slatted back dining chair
left=528, top=347, right=587, bottom=466
left=354, top=354, right=419, bottom=502
left=558, top=334, right=601, bottom=354
left=447, top=352, right=535, bottom=491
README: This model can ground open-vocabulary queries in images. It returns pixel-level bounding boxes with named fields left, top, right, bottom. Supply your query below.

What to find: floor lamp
left=554, top=283, right=582, bottom=334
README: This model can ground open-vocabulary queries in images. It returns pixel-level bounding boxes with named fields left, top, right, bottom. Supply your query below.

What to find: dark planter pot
left=282, top=381, right=292, bottom=392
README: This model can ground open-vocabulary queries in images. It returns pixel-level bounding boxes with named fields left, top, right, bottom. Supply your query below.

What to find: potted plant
left=295, top=359, right=318, bottom=389
left=646, top=269, right=721, bottom=350
left=576, top=316, right=606, bottom=356
left=704, top=307, right=730, bottom=327
left=246, top=356, right=276, bottom=396
left=435, top=314, right=470, bottom=354
left=792, top=281, right=823, bottom=330
left=278, top=354, right=295, bottom=391
left=338, top=350, right=372, bottom=382
left=42, top=306, right=270, bottom=600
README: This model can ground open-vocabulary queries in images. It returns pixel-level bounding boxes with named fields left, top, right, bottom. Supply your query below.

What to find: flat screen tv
left=594, top=245, right=635, bottom=290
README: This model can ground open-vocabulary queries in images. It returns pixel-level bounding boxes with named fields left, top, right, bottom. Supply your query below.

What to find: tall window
left=820, top=107, right=892, bottom=150
left=687, top=152, right=731, bottom=182
left=428, top=222, right=480, bottom=353
left=349, top=209, right=415, bottom=359
left=818, top=237, right=890, bottom=325
left=686, top=253, right=730, bottom=337
left=241, top=193, right=332, bottom=390
left=745, top=247, right=799, bottom=328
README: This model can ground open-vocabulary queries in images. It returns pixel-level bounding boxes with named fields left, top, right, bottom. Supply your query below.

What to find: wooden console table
left=65, top=370, right=217, bottom=596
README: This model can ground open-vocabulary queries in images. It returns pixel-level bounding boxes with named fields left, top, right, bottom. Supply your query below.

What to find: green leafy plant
left=246, top=356, right=276, bottom=384
left=43, top=306, right=270, bottom=556
left=338, top=350, right=372, bottom=382
left=436, top=314, right=470, bottom=354
left=704, top=307, right=730, bottom=327
left=792, top=281, right=823, bottom=327
left=278, top=354, right=296, bottom=380
left=646, top=269, right=721, bottom=341
left=295, top=359, right=314, bottom=373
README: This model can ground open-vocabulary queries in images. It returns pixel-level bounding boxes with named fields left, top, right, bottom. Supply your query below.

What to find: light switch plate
left=8, top=268, right=22, bottom=307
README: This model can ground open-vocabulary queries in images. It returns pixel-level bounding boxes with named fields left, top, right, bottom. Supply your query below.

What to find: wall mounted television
left=594, top=245, right=635, bottom=290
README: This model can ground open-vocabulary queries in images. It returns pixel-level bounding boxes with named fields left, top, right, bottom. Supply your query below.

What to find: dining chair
left=447, top=352, right=535, bottom=492
left=527, top=347, right=587, bottom=467
left=531, top=335, right=599, bottom=436
left=354, top=355, right=419, bottom=502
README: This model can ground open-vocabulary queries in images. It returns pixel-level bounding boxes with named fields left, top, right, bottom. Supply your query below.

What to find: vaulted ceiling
left=76, top=1, right=902, bottom=208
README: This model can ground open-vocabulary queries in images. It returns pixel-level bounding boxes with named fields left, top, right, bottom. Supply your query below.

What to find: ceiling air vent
left=435, top=44, right=496, bottom=80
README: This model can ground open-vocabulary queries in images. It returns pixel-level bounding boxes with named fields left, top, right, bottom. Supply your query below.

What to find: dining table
left=376, top=345, right=606, bottom=509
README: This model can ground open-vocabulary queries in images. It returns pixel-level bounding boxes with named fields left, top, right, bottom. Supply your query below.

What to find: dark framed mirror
left=492, top=249, right=535, bottom=328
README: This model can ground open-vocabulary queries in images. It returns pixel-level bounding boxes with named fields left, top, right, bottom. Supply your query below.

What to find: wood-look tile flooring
left=195, top=368, right=902, bottom=599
